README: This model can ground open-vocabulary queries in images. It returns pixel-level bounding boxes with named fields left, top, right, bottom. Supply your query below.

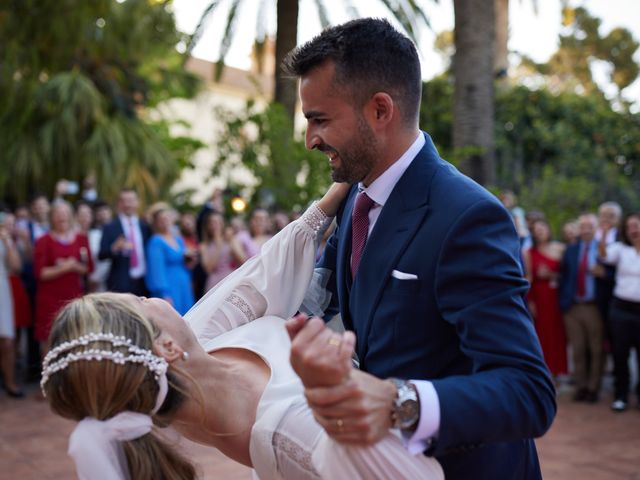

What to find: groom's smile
left=300, top=61, right=379, bottom=184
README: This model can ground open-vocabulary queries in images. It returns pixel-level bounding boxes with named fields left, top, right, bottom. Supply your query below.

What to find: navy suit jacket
left=318, top=133, right=556, bottom=480
left=98, top=218, right=151, bottom=293
left=559, top=240, right=600, bottom=312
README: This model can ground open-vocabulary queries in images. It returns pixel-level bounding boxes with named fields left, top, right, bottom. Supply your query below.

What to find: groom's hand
left=287, top=314, right=354, bottom=388
left=305, top=369, right=396, bottom=445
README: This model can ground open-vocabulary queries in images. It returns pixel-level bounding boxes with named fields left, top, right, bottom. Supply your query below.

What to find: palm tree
left=0, top=0, right=201, bottom=204
left=187, top=0, right=430, bottom=128
left=453, top=0, right=496, bottom=186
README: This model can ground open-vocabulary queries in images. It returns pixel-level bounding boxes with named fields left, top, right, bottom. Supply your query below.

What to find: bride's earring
left=181, top=351, right=190, bottom=362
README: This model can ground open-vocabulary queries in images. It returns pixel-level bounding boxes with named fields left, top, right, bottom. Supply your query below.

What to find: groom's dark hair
left=282, top=18, right=421, bottom=127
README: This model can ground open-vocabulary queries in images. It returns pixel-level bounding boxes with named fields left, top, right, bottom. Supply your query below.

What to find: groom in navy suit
left=285, top=18, right=556, bottom=480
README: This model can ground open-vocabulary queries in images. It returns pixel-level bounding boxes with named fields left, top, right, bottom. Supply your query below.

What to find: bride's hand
left=317, top=183, right=351, bottom=217
left=287, top=314, right=355, bottom=388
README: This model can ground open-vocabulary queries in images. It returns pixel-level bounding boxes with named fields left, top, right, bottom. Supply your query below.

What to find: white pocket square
left=391, top=269, right=418, bottom=280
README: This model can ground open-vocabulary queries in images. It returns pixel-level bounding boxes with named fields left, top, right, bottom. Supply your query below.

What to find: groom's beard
left=320, top=116, right=378, bottom=184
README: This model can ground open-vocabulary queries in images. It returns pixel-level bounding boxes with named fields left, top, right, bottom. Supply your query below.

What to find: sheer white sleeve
left=299, top=267, right=334, bottom=318
left=184, top=203, right=333, bottom=345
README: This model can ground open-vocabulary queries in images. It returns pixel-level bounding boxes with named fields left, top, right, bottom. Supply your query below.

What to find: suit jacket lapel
left=350, top=193, right=430, bottom=361
left=337, top=187, right=358, bottom=330
left=346, top=133, right=441, bottom=360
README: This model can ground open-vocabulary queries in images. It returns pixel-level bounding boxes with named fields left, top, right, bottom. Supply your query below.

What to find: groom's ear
left=367, top=92, right=394, bottom=127
left=153, top=331, right=184, bottom=363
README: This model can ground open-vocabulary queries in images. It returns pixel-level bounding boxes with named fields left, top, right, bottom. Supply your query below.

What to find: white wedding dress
left=184, top=204, right=443, bottom=480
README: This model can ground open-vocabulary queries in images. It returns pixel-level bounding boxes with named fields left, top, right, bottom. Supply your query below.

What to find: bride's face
left=123, top=294, right=196, bottom=352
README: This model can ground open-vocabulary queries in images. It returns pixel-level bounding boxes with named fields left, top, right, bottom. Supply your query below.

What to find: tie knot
left=353, top=191, right=375, bottom=217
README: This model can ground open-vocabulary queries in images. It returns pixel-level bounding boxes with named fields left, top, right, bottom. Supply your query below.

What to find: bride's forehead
left=138, top=297, right=183, bottom=328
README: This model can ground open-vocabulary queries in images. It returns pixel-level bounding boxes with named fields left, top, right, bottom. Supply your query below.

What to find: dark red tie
left=576, top=242, right=589, bottom=297
left=351, top=191, right=375, bottom=279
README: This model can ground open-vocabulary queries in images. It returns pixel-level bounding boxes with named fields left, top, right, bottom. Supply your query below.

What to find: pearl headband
left=42, top=332, right=171, bottom=479
left=41, top=332, right=168, bottom=412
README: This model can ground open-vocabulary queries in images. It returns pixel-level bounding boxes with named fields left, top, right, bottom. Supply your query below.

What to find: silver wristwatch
left=389, top=378, right=420, bottom=430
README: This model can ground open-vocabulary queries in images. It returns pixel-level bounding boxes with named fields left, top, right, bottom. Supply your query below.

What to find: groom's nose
left=305, top=128, right=320, bottom=151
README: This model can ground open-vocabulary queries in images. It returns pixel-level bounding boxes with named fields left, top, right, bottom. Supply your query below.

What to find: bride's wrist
left=317, top=193, right=338, bottom=217
left=317, top=183, right=350, bottom=217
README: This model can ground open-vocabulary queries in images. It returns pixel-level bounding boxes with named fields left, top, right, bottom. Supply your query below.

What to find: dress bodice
left=150, top=234, right=185, bottom=264
left=184, top=204, right=332, bottom=479
left=200, top=315, right=304, bottom=479
left=530, top=247, right=561, bottom=289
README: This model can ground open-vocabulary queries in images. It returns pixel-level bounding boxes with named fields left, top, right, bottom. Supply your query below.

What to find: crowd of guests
left=502, top=192, right=640, bottom=413
left=0, top=182, right=318, bottom=398
left=1, top=182, right=637, bottom=414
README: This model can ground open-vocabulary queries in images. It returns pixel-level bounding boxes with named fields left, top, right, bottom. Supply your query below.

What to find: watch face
left=398, top=400, right=420, bottom=427
left=392, top=380, right=420, bottom=429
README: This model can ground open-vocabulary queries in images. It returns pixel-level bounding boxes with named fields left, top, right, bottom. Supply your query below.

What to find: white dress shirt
left=602, top=242, right=640, bottom=302
left=358, top=133, right=441, bottom=454
left=119, top=215, right=147, bottom=279
left=595, top=227, right=618, bottom=244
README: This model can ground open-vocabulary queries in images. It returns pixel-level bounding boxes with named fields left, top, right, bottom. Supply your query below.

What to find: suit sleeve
left=98, top=225, right=116, bottom=261
left=558, top=247, right=573, bottom=312
left=430, top=199, right=556, bottom=454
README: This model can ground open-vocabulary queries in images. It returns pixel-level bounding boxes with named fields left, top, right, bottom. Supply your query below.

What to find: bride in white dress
left=41, top=184, right=443, bottom=480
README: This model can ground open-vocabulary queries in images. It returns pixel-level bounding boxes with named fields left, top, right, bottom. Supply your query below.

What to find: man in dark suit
left=559, top=213, right=605, bottom=403
left=98, top=188, right=150, bottom=295
left=284, top=18, right=556, bottom=480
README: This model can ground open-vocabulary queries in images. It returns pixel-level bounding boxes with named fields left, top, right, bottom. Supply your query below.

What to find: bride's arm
left=185, top=184, right=350, bottom=342
left=316, top=183, right=351, bottom=218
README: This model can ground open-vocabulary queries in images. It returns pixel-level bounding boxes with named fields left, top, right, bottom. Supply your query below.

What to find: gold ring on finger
left=328, top=337, right=341, bottom=347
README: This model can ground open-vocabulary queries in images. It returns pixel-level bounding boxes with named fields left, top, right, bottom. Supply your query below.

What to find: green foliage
left=522, top=6, right=639, bottom=104
left=0, top=0, right=201, bottom=204
left=419, top=74, right=454, bottom=158
left=420, top=76, right=640, bottom=234
left=213, top=101, right=330, bottom=212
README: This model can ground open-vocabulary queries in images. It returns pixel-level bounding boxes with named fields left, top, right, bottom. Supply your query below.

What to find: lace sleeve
left=185, top=202, right=333, bottom=344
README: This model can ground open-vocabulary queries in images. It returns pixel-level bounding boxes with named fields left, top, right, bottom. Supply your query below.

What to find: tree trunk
left=453, top=0, right=496, bottom=186
left=494, top=0, right=509, bottom=77
left=275, top=0, right=299, bottom=130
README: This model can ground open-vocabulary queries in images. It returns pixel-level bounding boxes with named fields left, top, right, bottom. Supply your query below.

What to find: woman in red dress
left=524, top=219, right=568, bottom=378
left=34, top=201, right=93, bottom=356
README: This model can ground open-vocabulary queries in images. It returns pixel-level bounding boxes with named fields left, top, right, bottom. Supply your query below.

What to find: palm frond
left=82, top=116, right=128, bottom=198
left=378, top=0, right=416, bottom=41
left=255, top=0, right=269, bottom=41
left=252, top=0, right=270, bottom=74
left=312, top=0, right=331, bottom=29
left=215, top=0, right=243, bottom=81
left=405, top=0, right=432, bottom=30
left=185, top=0, right=226, bottom=57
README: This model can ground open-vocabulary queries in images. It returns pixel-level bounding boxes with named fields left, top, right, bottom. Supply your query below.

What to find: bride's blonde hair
left=44, top=293, right=197, bottom=480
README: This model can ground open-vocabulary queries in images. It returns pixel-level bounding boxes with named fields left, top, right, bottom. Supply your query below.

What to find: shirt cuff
left=401, top=380, right=440, bottom=455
